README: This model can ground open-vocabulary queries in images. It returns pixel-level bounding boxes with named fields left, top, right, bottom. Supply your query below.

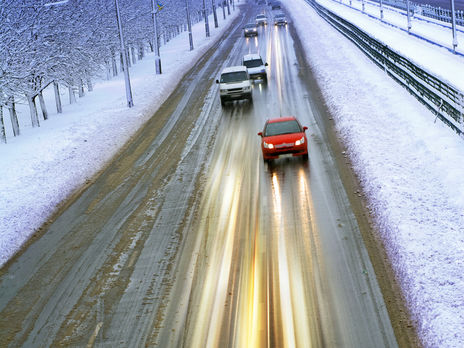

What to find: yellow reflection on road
left=272, top=27, right=284, bottom=113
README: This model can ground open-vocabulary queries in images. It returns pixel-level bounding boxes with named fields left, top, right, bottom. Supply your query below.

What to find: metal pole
left=203, top=0, right=210, bottom=37
left=380, top=0, right=384, bottom=20
left=212, top=0, right=218, bottom=28
left=407, top=0, right=411, bottom=33
left=152, top=0, right=162, bottom=74
left=362, top=0, right=365, bottom=12
left=114, top=0, right=134, bottom=107
left=450, top=0, right=458, bottom=53
left=185, top=0, right=194, bottom=51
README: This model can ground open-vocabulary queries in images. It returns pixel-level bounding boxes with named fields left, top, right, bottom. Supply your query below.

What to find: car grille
left=275, top=143, right=294, bottom=148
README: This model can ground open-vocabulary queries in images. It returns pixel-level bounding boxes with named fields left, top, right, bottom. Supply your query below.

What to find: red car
left=258, top=116, right=308, bottom=161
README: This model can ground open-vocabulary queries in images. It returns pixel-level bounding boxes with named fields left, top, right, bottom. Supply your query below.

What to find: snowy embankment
left=318, top=0, right=464, bottom=89
left=286, top=0, right=464, bottom=346
left=0, top=8, right=239, bottom=266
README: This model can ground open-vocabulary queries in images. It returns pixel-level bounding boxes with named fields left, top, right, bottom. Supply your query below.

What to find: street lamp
left=152, top=0, right=162, bottom=74
left=114, top=0, right=134, bottom=107
left=450, top=0, right=458, bottom=53
left=185, top=0, right=194, bottom=51
left=406, top=0, right=412, bottom=33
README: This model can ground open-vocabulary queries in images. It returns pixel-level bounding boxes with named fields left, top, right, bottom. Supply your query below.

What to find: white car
left=216, top=66, right=253, bottom=106
left=255, top=14, right=267, bottom=26
left=242, top=53, right=268, bottom=82
left=274, top=13, right=288, bottom=26
left=243, top=23, right=258, bottom=37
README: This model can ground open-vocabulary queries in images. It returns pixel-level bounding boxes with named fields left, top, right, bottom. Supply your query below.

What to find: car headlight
left=295, top=137, right=305, bottom=146
left=263, top=141, right=274, bottom=149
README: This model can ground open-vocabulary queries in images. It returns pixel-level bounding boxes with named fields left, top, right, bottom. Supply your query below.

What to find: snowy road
left=0, top=3, right=404, bottom=347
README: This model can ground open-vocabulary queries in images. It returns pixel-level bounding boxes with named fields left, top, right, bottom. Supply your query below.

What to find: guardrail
left=303, top=0, right=464, bottom=134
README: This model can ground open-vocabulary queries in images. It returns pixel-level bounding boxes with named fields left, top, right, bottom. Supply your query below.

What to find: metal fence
left=304, top=0, right=464, bottom=134
left=419, top=3, right=464, bottom=26
left=376, top=0, right=464, bottom=26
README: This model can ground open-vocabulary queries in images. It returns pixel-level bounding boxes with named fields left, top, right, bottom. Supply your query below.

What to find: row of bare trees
left=0, top=0, right=236, bottom=144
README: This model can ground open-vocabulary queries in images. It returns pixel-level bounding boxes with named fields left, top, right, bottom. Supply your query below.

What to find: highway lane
left=156, top=4, right=398, bottom=348
left=0, top=2, right=398, bottom=347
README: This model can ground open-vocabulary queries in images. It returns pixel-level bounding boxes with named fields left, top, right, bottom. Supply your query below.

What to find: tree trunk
left=120, top=52, right=125, bottom=71
left=131, top=46, right=136, bottom=64
left=27, top=94, right=40, bottom=128
left=8, top=96, right=20, bottom=136
left=112, top=53, right=118, bottom=76
left=125, top=49, right=131, bottom=68
left=38, top=91, right=48, bottom=120
left=0, top=105, right=6, bottom=144
left=78, top=79, right=85, bottom=98
left=87, top=77, right=93, bottom=92
left=105, top=60, right=112, bottom=80
left=68, top=86, right=76, bottom=104
left=54, top=82, right=63, bottom=113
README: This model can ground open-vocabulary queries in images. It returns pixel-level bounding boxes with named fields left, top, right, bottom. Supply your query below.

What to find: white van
left=216, top=66, right=253, bottom=106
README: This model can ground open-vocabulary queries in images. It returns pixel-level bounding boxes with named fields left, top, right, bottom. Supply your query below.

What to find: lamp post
left=406, top=0, right=412, bottom=33
left=185, top=0, right=194, bottom=51
left=114, top=0, right=134, bottom=107
left=152, top=0, right=162, bottom=74
left=450, top=0, right=458, bottom=53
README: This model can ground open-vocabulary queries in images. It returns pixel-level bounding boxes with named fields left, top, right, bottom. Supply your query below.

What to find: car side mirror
left=258, top=132, right=263, bottom=137
left=216, top=79, right=219, bottom=84
left=303, top=126, right=308, bottom=131
left=265, top=62, right=268, bottom=66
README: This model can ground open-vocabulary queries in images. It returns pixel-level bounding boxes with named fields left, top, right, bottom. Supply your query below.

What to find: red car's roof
left=267, top=116, right=297, bottom=123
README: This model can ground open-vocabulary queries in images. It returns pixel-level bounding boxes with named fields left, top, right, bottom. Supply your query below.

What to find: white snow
left=1, top=0, right=464, bottom=346
left=286, top=0, right=464, bottom=347
left=0, top=9, right=240, bottom=264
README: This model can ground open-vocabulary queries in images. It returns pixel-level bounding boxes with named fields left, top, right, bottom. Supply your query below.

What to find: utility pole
left=114, top=0, right=134, bottom=107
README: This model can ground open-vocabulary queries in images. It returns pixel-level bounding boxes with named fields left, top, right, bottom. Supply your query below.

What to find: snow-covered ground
left=286, top=0, right=464, bottom=346
left=1, top=0, right=463, bottom=346
left=0, top=8, right=240, bottom=264
left=318, top=0, right=464, bottom=88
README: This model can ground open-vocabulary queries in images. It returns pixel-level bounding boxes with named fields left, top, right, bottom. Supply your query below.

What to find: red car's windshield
left=264, top=120, right=302, bottom=136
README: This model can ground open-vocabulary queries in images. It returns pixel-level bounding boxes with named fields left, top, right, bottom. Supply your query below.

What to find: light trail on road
left=0, top=2, right=400, bottom=347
